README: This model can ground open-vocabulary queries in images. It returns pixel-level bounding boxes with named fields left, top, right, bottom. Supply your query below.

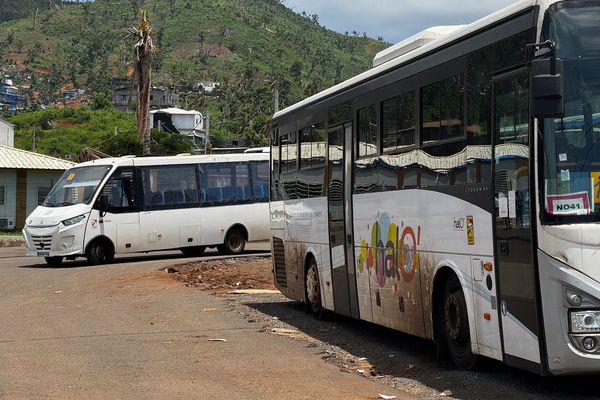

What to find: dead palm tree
left=126, top=11, right=156, bottom=155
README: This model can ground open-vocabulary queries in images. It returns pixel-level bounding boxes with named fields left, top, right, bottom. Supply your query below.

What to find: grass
left=0, top=230, right=22, bottom=237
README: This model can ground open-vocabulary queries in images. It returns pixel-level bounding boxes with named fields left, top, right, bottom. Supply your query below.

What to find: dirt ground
left=165, top=256, right=276, bottom=293
left=162, top=255, right=600, bottom=400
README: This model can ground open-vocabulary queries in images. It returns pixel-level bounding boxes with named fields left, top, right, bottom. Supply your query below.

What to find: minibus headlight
left=61, top=214, right=86, bottom=227
left=570, top=310, right=600, bottom=333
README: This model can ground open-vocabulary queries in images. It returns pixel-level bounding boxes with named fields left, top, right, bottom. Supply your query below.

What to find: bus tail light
left=570, top=310, right=600, bottom=333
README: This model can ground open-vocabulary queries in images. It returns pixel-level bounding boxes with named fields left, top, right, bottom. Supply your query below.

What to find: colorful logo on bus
left=357, top=212, right=421, bottom=286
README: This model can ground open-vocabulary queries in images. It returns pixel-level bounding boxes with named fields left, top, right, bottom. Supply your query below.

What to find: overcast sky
left=283, top=0, right=518, bottom=44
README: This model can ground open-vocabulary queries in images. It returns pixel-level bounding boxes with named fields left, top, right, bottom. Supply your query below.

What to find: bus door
left=492, top=68, right=543, bottom=373
left=93, top=167, right=140, bottom=253
left=327, top=122, right=359, bottom=318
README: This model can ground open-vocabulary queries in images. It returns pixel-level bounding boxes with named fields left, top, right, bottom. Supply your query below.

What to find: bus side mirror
left=531, top=56, right=564, bottom=118
left=97, top=195, right=109, bottom=216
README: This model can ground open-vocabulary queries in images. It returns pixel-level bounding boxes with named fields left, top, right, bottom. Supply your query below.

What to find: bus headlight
left=61, top=214, right=86, bottom=227
left=570, top=310, right=600, bottom=333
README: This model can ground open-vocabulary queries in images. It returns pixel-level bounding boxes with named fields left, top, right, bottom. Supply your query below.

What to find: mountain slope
left=0, top=0, right=388, bottom=146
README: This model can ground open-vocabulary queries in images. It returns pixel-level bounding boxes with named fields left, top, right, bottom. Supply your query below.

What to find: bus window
left=98, top=167, right=137, bottom=212
left=422, top=74, right=464, bottom=144
left=251, top=161, right=269, bottom=201
left=357, top=105, right=378, bottom=158
left=141, top=165, right=198, bottom=209
left=234, top=163, right=250, bottom=201
left=382, top=91, right=416, bottom=154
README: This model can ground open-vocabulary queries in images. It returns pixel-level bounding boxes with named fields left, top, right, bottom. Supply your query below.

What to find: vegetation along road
left=1, top=244, right=599, bottom=399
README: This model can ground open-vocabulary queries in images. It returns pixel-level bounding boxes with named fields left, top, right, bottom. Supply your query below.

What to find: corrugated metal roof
left=0, top=145, right=75, bottom=170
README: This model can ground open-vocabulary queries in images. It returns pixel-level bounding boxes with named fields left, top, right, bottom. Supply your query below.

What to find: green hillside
left=0, top=0, right=388, bottom=154
left=0, top=0, right=47, bottom=24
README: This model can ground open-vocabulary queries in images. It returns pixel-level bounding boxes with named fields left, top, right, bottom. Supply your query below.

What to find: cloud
left=283, top=0, right=517, bottom=43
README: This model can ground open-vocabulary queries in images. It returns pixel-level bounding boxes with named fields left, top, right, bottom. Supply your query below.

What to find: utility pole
left=274, top=89, right=279, bottom=113
left=204, top=112, right=210, bottom=154
left=33, top=8, right=38, bottom=30
left=32, top=127, right=36, bottom=151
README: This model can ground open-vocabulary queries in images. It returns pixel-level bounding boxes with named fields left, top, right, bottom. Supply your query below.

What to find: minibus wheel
left=218, top=228, right=246, bottom=255
left=443, top=275, right=477, bottom=369
left=305, top=258, right=325, bottom=320
left=86, top=239, right=115, bottom=265
left=44, top=256, right=63, bottom=267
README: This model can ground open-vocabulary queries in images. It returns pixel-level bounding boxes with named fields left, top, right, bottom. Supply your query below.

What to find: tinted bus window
left=141, top=165, right=198, bottom=208
left=382, top=91, right=416, bottom=153
left=251, top=161, right=269, bottom=201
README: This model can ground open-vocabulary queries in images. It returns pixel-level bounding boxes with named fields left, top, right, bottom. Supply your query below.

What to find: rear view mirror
left=97, top=195, right=109, bottom=216
left=531, top=58, right=564, bottom=118
left=529, top=41, right=564, bottom=119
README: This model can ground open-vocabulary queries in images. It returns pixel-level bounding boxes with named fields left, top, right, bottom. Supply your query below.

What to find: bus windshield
left=540, top=1, right=600, bottom=222
left=43, top=165, right=112, bottom=207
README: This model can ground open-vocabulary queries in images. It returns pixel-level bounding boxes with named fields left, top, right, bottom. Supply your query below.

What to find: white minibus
left=23, top=153, right=270, bottom=266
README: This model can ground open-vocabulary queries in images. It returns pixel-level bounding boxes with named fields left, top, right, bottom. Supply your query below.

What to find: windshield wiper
left=55, top=202, right=74, bottom=207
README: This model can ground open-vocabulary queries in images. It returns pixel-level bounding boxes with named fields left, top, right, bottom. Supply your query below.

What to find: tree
left=126, top=11, right=156, bottom=155
left=91, top=92, right=112, bottom=110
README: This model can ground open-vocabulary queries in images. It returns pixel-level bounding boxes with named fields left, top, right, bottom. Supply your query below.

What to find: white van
left=23, top=153, right=270, bottom=266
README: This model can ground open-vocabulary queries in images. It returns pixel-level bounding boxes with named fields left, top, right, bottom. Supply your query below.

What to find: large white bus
left=23, top=153, right=270, bottom=266
left=270, top=0, right=600, bottom=375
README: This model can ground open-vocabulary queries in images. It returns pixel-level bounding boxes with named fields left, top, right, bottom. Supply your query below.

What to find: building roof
left=150, top=107, right=201, bottom=115
left=0, top=145, right=75, bottom=170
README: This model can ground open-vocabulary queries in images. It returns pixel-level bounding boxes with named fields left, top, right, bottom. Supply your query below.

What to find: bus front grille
left=272, top=237, right=287, bottom=288
left=30, top=235, right=53, bottom=251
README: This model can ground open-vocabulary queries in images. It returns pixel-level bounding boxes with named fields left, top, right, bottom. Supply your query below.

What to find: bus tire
left=44, top=256, right=63, bottom=266
left=442, top=275, right=477, bottom=369
left=305, top=258, right=325, bottom=320
left=86, top=239, right=115, bottom=266
left=218, top=228, right=246, bottom=255
left=181, top=246, right=206, bottom=256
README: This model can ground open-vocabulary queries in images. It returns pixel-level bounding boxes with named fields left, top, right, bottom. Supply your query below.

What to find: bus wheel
left=219, top=228, right=246, bottom=255
left=86, top=239, right=115, bottom=265
left=443, top=275, right=477, bottom=369
left=305, top=258, right=325, bottom=319
left=181, top=246, right=206, bottom=256
left=44, top=256, right=63, bottom=266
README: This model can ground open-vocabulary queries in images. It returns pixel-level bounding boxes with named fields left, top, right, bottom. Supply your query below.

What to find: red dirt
left=166, top=256, right=275, bottom=293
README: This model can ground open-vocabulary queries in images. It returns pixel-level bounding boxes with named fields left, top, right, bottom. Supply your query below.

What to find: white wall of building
left=0, top=169, right=17, bottom=228
left=171, top=113, right=202, bottom=131
left=26, top=170, right=62, bottom=218
left=0, top=120, right=15, bottom=147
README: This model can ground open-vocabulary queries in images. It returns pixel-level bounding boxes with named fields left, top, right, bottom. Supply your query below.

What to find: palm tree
left=126, top=11, right=156, bottom=155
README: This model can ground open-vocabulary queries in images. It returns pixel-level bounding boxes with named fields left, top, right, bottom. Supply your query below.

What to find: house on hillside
left=0, top=77, right=25, bottom=113
left=197, top=81, right=220, bottom=95
left=150, top=107, right=205, bottom=146
left=0, top=145, right=74, bottom=230
left=113, top=87, right=179, bottom=111
left=0, top=118, right=15, bottom=147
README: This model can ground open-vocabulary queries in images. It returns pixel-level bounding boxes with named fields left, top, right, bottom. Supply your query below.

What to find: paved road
left=0, top=244, right=412, bottom=400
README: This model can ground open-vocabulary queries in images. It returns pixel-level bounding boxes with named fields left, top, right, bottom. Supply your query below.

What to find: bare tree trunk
left=128, top=12, right=155, bottom=155
left=136, top=54, right=152, bottom=155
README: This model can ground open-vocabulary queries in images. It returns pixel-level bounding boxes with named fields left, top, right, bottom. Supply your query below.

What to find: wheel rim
left=228, top=232, right=243, bottom=252
left=444, top=291, right=467, bottom=344
left=95, top=244, right=106, bottom=261
left=306, top=265, right=319, bottom=306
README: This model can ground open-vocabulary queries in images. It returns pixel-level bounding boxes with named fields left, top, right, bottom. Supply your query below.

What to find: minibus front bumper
left=23, top=223, right=86, bottom=257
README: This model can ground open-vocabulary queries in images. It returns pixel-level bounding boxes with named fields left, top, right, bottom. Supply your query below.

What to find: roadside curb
left=0, top=236, right=25, bottom=248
